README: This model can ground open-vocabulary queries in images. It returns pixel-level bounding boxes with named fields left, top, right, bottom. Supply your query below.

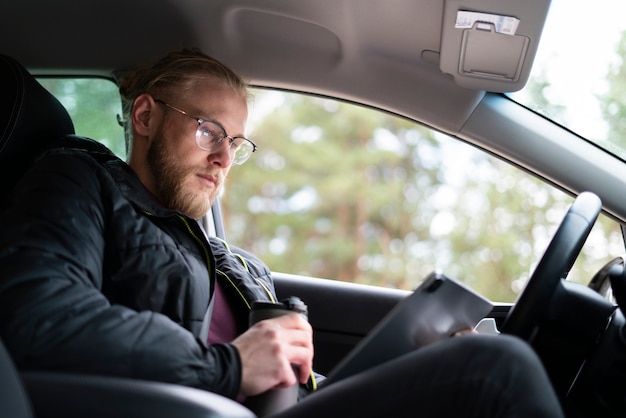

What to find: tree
left=601, top=32, right=626, bottom=155
left=221, top=90, right=591, bottom=302
left=222, top=92, right=441, bottom=287
left=39, top=73, right=621, bottom=303
left=40, top=74, right=620, bottom=302
left=38, top=78, right=125, bottom=158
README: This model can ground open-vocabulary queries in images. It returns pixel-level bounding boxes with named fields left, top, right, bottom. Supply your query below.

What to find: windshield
left=509, top=0, right=626, bottom=160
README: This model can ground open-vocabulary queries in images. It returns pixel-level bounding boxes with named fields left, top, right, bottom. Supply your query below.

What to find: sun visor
left=439, top=0, right=551, bottom=92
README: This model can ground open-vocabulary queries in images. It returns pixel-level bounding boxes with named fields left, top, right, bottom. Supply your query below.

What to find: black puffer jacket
left=0, top=144, right=277, bottom=399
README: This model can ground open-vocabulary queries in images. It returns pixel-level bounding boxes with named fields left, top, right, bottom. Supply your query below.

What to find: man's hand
left=231, top=313, right=313, bottom=397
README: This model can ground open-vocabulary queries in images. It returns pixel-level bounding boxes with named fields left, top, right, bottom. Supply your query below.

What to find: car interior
left=2, top=0, right=626, bottom=417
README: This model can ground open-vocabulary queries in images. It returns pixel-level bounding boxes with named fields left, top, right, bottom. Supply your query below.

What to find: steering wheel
left=501, top=191, right=602, bottom=340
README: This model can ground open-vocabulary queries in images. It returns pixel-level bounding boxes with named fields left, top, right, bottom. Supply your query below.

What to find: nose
left=207, top=138, right=234, bottom=167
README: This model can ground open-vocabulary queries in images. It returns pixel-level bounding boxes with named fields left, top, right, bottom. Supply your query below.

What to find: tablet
left=320, top=271, right=493, bottom=387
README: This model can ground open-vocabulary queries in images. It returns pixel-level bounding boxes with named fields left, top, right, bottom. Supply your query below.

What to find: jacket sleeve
left=0, top=151, right=241, bottom=399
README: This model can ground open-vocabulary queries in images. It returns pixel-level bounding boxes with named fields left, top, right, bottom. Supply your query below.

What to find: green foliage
left=601, top=31, right=626, bottom=158
left=38, top=78, right=126, bottom=158
left=222, top=89, right=620, bottom=302
left=39, top=67, right=623, bottom=303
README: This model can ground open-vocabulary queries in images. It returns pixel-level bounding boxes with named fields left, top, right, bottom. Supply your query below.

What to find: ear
left=131, top=94, right=156, bottom=138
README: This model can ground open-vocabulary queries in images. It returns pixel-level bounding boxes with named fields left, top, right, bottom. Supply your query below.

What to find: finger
left=452, top=327, right=477, bottom=337
left=250, top=319, right=312, bottom=351
left=282, top=345, right=313, bottom=383
left=269, top=312, right=312, bottom=331
left=298, top=362, right=312, bottom=384
left=257, top=315, right=313, bottom=349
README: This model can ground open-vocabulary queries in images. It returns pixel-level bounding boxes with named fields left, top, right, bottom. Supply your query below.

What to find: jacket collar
left=104, top=157, right=187, bottom=219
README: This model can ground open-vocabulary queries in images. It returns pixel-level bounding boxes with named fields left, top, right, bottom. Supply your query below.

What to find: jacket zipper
left=142, top=211, right=274, bottom=306
left=176, top=215, right=212, bottom=270
left=213, top=237, right=276, bottom=306
left=145, top=211, right=315, bottom=390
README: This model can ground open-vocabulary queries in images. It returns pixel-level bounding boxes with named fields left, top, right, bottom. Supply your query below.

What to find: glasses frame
left=154, top=98, right=257, bottom=165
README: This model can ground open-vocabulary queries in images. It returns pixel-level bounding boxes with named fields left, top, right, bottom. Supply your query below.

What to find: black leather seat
left=1, top=335, right=255, bottom=418
left=0, top=54, right=255, bottom=418
left=0, top=337, right=33, bottom=418
left=0, top=54, right=75, bottom=198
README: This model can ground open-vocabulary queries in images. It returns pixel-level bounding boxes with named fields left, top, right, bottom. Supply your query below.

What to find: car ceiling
left=5, top=0, right=626, bottom=222
left=1, top=0, right=547, bottom=133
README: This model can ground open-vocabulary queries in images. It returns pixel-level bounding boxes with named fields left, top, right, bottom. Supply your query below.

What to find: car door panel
left=273, top=272, right=509, bottom=375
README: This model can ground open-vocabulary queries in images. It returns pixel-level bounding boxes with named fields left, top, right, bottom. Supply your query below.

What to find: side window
left=37, top=78, right=125, bottom=159
left=222, top=89, right=623, bottom=303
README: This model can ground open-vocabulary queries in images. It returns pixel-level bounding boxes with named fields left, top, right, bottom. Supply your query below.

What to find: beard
left=146, top=134, right=217, bottom=219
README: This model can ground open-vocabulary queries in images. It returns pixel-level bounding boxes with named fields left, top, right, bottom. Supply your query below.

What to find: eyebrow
left=207, top=118, right=246, bottom=139
left=165, top=99, right=246, bottom=139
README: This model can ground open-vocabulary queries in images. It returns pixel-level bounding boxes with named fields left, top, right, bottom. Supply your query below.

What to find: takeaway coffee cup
left=243, top=297, right=308, bottom=417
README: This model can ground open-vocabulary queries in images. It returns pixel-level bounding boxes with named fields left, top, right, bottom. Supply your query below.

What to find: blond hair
left=118, top=48, right=249, bottom=151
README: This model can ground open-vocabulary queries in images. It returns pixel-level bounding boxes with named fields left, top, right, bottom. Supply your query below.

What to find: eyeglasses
left=154, top=99, right=257, bottom=165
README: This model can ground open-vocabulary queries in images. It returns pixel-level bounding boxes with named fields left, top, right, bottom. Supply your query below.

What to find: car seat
left=0, top=53, right=255, bottom=418
left=0, top=336, right=33, bottom=418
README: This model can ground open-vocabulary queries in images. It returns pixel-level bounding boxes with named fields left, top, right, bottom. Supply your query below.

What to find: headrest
left=0, top=55, right=75, bottom=195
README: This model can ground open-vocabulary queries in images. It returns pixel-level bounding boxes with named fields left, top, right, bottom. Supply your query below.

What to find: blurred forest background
left=39, top=30, right=626, bottom=302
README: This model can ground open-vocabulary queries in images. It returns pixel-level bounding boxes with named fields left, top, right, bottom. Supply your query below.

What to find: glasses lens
left=196, top=121, right=225, bottom=150
left=233, top=141, right=254, bottom=165
left=196, top=121, right=255, bottom=165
